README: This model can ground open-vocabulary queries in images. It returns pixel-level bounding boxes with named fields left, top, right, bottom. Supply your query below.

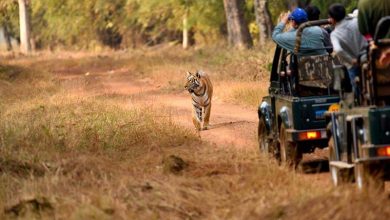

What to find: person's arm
left=331, top=34, right=354, bottom=65
left=322, top=29, right=332, bottom=48
left=272, top=13, right=296, bottom=52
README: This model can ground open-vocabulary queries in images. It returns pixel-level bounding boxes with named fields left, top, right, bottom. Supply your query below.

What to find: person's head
left=305, top=5, right=321, bottom=21
left=288, top=8, right=308, bottom=27
left=328, top=3, right=346, bottom=25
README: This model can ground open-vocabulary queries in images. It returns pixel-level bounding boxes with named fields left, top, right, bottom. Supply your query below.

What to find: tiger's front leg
left=203, top=103, right=211, bottom=130
left=192, top=104, right=202, bottom=131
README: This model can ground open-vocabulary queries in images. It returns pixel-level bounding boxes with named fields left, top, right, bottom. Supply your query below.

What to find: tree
left=223, top=0, right=253, bottom=49
left=254, top=0, right=273, bottom=46
left=0, top=0, right=18, bottom=51
left=18, top=0, right=31, bottom=53
left=2, top=26, right=13, bottom=51
left=311, top=0, right=358, bottom=18
left=285, top=0, right=311, bottom=9
left=179, top=0, right=193, bottom=49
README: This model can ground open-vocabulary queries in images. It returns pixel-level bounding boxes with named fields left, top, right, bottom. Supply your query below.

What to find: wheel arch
left=279, top=106, right=293, bottom=129
left=258, top=101, right=273, bottom=133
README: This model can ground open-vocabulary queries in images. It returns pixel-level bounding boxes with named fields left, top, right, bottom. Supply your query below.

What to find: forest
left=0, top=0, right=358, bottom=52
left=3, top=0, right=390, bottom=219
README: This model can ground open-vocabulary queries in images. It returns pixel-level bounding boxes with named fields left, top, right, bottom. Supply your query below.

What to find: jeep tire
left=355, top=162, right=384, bottom=191
left=279, top=124, right=302, bottom=168
left=258, top=119, right=269, bottom=154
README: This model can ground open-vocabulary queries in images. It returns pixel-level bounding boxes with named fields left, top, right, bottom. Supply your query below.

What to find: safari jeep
left=328, top=17, right=390, bottom=190
left=258, top=19, right=340, bottom=168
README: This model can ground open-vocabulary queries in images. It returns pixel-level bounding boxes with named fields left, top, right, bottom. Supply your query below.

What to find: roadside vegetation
left=1, top=47, right=390, bottom=219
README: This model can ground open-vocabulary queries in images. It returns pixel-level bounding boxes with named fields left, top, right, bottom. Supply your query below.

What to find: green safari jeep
left=258, top=20, right=340, bottom=168
left=327, top=16, right=390, bottom=190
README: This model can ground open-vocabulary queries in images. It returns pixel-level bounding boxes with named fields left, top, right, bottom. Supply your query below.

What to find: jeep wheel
left=355, top=163, right=384, bottom=191
left=328, top=136, right=353, bottom=186
left=279, top=124, right=302, bottom=168
left=258, top=119, right=269, bottom=154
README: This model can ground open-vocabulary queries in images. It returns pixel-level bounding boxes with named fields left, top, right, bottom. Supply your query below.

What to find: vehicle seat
left=297, top=54, right=333, bottom=89
left=371, top=16, right=390, bottom=105
left=371, top=45, right=390, bottom=105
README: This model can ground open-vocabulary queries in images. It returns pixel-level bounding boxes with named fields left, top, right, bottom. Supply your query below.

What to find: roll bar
left=294, top=19, right=331, bottom=54
left=375, top=16, right=390, bottom=46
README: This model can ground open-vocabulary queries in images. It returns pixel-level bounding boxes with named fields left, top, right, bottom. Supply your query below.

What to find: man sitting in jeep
left=272, top=8, right=327, bottom=56
left=328, top=4, right=367, bottom=101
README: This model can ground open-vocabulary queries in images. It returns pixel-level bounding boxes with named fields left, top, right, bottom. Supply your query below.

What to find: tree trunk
left=18, top=0, right=31, bottom=54
left=285, top=0, right=311, bottom=10
left=182, top=9, right=189, bottom=49
left=223, top=0, right=253, bottom=49
left=3, top=25, right=13, bottom=51
left=284, top=0, right=295, bottom=10
left=254, top=0, right=273, bottom=46
left=297, top=0, right=311, bottom=8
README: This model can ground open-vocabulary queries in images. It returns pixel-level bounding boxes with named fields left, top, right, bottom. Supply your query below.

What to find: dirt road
left=73, top=68, right=330, bottom=176
left=89, top=69, right=257, bottom=147
left=4, top=50, right=390, bottom=219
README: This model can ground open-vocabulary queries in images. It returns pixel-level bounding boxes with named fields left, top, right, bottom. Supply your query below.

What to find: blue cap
left=288, top=8, right=308, bottom=24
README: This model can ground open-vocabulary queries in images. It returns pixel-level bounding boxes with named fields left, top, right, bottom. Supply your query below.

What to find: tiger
left=184, top=70, right=213, bottom=131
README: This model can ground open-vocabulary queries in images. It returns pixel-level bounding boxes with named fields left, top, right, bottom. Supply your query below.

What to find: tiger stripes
left=184, top=70, right=213, bottom=131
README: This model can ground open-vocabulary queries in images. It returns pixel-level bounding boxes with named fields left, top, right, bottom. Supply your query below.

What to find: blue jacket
left=272, top=22, right=327, bottom=56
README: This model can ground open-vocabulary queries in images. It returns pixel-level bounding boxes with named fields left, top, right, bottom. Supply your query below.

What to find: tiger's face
left=185, top=72, right=201, bottom=93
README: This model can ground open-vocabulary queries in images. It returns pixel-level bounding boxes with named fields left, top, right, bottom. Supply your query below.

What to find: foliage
left=0, top=0, right=357, bottom=50
left=30, top=0, right=127, bottom=49
left=0, top=0, right=19, bottom=39
left=311, top=0, right=358, bottom=18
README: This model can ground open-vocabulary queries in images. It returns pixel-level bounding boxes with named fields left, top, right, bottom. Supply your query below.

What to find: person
left=305, top=5, right=333, bottom=53
left=358, top=0, right=390, bottom=41
left=328, top=3, right=367, bottom=98
left=305, top=5, right=321, bottom=21
left=358, top=0, right=390, bottom=69
left=272, top=8, right=326, bottom=56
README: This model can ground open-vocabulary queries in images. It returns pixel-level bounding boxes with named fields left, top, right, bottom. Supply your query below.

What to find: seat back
left=371, top=46, right=390, bottom=105
left=297, top=54, right=333, bottom=89
left=370, top=16, right=390, bottom=105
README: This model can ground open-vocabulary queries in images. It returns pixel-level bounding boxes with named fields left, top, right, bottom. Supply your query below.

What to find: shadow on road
left=299, top=159, right=329, bottom=174
left=209, top=120, right=251, bottom=130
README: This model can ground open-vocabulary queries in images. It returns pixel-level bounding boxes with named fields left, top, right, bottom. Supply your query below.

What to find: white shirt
left=330, top=17, right=367, bottom=69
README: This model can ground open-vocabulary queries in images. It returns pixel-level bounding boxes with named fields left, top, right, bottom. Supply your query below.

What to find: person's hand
left=281, top=12, right=289, bottom=24
left=351, top=58, right=358, bottom=66
left=328, top=18, right=335, bottom=26
left=278, top=12, right=289, bottom=24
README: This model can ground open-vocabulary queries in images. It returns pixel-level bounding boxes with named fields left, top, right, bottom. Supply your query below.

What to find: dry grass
left=1, top=46, right=390, bottom=219
left=215, top=81, right=269, bottom=108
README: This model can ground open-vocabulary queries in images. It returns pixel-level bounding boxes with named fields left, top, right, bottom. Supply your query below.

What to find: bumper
left=357, top=144, right=390, bottom=163
left=285, top=128, right=327, bottom=142
left=285, top=128, right=329, bottom=151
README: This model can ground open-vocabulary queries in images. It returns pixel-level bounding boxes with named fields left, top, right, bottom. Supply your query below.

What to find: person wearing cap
left=272, top=8, right=327, bottom=56
left=328, top=3, right=367, bottom=100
